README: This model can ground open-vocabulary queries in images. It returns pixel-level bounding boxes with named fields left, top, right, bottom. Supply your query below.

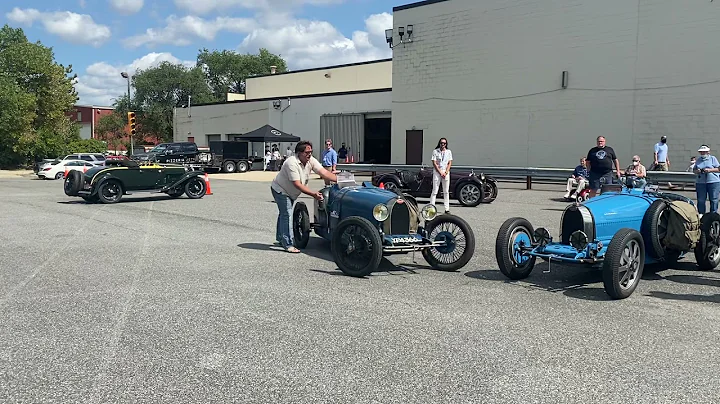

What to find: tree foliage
left=197, top=48, right=288, bottom=99
left=95, top=113, right=126, bottom=152
left=0, top=24, right=81, bottom=168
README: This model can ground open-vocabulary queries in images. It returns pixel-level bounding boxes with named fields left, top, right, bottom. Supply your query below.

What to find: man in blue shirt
left=321, top=138, right=338, bottom=185
left=654, top=135, right=674, bottom=188
left=692, top=144, right=720, bottom=214
left=563, top=157, right=588, bottom=200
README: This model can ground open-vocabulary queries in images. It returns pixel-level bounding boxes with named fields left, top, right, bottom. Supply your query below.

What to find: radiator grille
left=390, top=201, right=411, bottom=234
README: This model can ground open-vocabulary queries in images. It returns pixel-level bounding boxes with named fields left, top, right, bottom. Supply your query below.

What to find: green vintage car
left=63, top=159, right=208, bottom=204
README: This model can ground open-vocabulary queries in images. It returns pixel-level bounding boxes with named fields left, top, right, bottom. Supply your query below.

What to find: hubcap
left=460, top=184, right=480, bottom=204
left=618, top=239, right=641, bottom=290
left=187, top=179, right=204, bottom=196
left=508, top=227, right=532, bottom=267
left=102, top=183, right=121, bottom=201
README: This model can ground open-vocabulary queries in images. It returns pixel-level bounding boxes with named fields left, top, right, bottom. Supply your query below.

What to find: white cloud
left=122, top=15, right=257, bottom=48
left=238, top=12, right=392, bottom=70
left=5, top=7, right=111, bottom=47
left=74, top=52, right=196, bottom=106
left=173, top=0, right=343, bottom=15
left=109, top=0, right=144, bottom=15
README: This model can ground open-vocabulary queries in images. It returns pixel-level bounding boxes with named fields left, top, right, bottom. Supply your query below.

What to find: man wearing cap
left=692, top=144, right=720, bottom=214
left=654, top=135, right=673, bottom=188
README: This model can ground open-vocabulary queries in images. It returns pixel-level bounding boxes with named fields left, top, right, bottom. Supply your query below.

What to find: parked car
left=292, top=172, right=476, bottom=277
left=132, top=142, right=199, bottom=163
left=37, top=160, right=96, bottom=180
left=63, top=159, right=208, bottom=204
left=372, top=167, right=498, bottom=207
left=494, top=178, right=719, bottom=299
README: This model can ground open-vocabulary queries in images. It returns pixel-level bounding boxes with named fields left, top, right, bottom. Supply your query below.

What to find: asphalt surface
left=1, top=175, right=719, bottom=403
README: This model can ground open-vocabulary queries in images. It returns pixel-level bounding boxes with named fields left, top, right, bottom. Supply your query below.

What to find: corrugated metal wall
left=320, top=114, right=364, bottom=162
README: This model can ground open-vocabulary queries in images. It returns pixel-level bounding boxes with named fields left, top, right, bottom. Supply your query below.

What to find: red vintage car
left=372, top=167, right=498, bottom=207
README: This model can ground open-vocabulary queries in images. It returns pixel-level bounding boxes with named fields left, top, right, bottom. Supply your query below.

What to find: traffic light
left=127, top=111, right=136, bottom=136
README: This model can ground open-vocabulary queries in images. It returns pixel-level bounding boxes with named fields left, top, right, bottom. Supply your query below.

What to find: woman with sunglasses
left=692, top=144, right=720, bottom=214
left=430, top=137, right=453, bottom=213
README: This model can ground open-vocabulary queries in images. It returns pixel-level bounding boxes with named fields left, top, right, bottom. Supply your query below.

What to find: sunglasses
left=440, top=142, right=447, bottom=145
left=633, top=160, right=639, bottom=162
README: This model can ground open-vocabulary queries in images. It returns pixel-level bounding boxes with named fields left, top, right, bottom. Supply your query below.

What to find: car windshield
left=336, top=171, right=357, bottom=188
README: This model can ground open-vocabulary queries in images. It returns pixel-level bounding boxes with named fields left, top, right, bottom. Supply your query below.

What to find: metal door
left=406, top=130, right=423, bottom=165
left=320, top=114, right=364, bottom=162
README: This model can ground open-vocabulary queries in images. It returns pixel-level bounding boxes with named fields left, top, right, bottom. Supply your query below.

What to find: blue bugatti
left=495, top=179, right=720, bottom=299
left=292, top=172, right=476, bottom=277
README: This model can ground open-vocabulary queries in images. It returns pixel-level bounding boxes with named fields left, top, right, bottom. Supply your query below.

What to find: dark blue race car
left=292, top=173, right=476, bottom=277
left=495, top=179, right=720, bottom=299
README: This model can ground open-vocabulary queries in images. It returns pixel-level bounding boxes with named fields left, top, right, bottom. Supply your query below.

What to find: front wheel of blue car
left=331, top=216, right=383, bottom=277
left=495, top=217, right=536, bottom=280
left=422, top=214, right=476, bottom=271
left=602, top=228, right=645, bottom=300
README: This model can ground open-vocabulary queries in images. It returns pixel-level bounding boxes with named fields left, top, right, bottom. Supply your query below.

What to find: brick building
left=390, top=0, right=720, bottom=168
left=67, top=105, right=115, bottom=140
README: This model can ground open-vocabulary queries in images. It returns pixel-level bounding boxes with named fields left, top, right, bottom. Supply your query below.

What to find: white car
left=37, top=160, right=96, bottom=180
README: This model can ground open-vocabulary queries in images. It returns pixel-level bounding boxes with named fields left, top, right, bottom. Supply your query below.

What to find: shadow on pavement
left=646, top=291, right=720, bottom=303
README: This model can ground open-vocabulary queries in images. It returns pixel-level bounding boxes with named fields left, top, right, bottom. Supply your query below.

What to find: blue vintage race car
left=495, top=179, right=720, bottom=299
left=292, top=172, right=476, bottom=277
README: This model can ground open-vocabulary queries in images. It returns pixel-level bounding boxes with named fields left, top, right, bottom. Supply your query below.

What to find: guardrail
left=336, top=163, right=697, bottom=190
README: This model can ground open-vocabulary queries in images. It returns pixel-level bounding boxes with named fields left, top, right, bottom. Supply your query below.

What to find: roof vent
left=270, top=65, right=277, bottom=74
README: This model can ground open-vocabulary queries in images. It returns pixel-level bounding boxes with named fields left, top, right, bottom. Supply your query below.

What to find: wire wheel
left=331, top=217, right=382, bottom=277
left=422, top=214, right=475, bottom=271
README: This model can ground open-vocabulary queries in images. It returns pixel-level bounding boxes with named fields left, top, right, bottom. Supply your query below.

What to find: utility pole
left=121, top=71, right=133, bottom=155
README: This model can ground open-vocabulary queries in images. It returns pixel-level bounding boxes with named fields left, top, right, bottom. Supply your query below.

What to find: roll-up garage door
left=320, top=114, right=364, bottom=162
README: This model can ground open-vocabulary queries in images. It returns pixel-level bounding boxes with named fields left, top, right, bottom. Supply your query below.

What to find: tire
left=293, top=202, right=311, bottom=249
left=222, top=160, right=236, bottom=173
left=63, top=170, right=84, bottom=197
left=495, top=217, right=536, bottom=280
left=54, top=172, right=64, bottom=180
left=421, top=214, right=476, bottom=271
left=331, top=216, right=383, bottom=277
left=167, top=188, right=184, bottom=198
left=641, top=199, right=669, bottom=259
left=694, top=212, right=720, bottom=270
left=184, top=177, right=207, bottom=199
left=97, top=180, right=123, bottom=204
left=481, top=180, right=498, bottom=203
left=382, top=178, right=401, bottom=193
left=236, top=161, right=249, bottom=173
left=456, top=182, right=483, bottom=207
left=602, top=228, right=645, bottom=299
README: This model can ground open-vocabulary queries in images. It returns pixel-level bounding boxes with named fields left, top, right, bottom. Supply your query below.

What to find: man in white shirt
left=271, top=140, right=337, bottom=253
left=430, top=137, right=453, bottom=213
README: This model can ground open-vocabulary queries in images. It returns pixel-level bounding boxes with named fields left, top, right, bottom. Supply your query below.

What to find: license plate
left=389, top=234, right=423, bottom=244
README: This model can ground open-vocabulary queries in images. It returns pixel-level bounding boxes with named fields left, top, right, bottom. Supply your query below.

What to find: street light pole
left=120, top=71, right=133, bottom=155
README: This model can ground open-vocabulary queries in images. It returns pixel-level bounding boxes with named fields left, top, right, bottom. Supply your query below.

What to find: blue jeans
left=271, top=187, right=294, bottom=248
left=696, top=182, right=720, bottom=214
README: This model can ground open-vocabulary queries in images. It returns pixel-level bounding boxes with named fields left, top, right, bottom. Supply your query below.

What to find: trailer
left=195, top=141, right=265, bottom=173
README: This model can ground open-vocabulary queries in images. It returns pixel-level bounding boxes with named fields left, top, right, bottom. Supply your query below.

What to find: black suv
left=133, top=142, right=199, bottom=163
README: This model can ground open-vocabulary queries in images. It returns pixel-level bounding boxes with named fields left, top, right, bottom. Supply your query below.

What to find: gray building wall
left=391, top=0, right=720, bottom=169
left=174, top=90, right=392, bottom=160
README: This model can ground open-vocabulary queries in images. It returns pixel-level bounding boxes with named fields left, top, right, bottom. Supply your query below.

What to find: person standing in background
left=654, top=135, right=674, bottom=188
left=585, top=136, right=621, bottom=198
left=430, top=137, right=453, bottom=214
left=321, top=139, right=337, bottom=185
left=692, top=144, right=720, bottom=214
left=338, top=143, right=348, bottom=163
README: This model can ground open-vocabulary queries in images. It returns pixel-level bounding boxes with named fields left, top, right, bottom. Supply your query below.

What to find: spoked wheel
left=293, top=202, right=311, bottom=249
left=98, top=180, right=123, bottom=204
left=457, top=182, right=482, bottom=207
left=331, top=216, right=383, bottom=277
left=422, top=214, right=475, bottom=271
left=481, top=181, right=498, bottom=203
left=602, top=228, right=645, bottom=299
left=184, top=177, right=206, bottom=199
left=694, top=212, right=720, bottom=270
left=495, top=217, right=537, bottom=279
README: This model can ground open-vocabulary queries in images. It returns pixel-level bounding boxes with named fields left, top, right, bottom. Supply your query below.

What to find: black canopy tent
left=231, top=125, right=301, bottom=143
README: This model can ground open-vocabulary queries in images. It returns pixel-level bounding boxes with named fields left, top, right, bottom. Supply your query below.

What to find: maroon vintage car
left=371, top=167, right=498, bottom=207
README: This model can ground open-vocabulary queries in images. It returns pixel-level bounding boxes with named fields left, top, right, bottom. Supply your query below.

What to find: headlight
left=421, top=204, right=438, bottom=221
left=533, top=227, right=551, bottom=246
left=570, top=230, right=589, bottom=250
left=373, top=204, right=389, bottom=221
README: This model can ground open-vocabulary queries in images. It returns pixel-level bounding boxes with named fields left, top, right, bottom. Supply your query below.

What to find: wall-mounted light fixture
left=561, top=71, right=569, bottom=89
left=272, top=100, right=281, bottom=109
left=385, top=24, right=414, bottom=48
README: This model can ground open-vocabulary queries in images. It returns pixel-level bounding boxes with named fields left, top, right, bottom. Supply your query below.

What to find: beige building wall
left=390, top=0, right=720, bottom=168
left=226, top=93, right=246, bottom=101
left=245, top=60, right=392, bottom=100
left=173, top=101, right=270, bottom=147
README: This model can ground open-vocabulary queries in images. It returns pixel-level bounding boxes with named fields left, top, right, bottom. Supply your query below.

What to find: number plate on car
left=389, top=234, right=423, bottom=244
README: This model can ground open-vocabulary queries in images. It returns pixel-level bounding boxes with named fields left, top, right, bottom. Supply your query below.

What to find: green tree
left=95, top=112, right=126, bottom=152
left=0, top=24, right=79, bottom=167
left=197, top=47, right=288, bottom=99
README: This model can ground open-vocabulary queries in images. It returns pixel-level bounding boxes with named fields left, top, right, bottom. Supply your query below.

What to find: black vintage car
left=63, top=159, right=208, bottom=204
left=372, top=167, right=498, bottom=207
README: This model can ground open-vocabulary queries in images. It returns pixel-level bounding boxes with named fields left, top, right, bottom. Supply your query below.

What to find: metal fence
left=336, top=163, right=697, bottom=190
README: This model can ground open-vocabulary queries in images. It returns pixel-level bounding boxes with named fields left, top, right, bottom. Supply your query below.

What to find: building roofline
left=393, top=0, right=450, bottom=12
left=248, top=58, right=392, bottom=79
left=73, top=104, right=115, bottom=110
left=187, top=87, right=392, bottom=108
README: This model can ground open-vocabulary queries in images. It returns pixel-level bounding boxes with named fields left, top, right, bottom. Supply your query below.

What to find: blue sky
left=0, top=0, right=409, bottom=106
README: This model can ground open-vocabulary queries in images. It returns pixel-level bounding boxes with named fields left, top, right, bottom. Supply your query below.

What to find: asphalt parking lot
left=1, top=174, right=719, bottom=403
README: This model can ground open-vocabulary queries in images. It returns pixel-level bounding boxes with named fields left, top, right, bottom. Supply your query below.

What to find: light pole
left=120, top=71, right=133, bottom=155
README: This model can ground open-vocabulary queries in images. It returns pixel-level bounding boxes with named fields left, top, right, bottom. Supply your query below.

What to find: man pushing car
left=271, top=140, right=338, bottom=253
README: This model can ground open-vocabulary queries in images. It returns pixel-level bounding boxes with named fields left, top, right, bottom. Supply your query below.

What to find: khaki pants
left=564, top=178, right=586, bottom=197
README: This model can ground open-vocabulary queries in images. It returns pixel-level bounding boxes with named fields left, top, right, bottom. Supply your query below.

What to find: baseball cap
left=698, top=144, right=710, bottom=152
left=661, top=136, right=667, bottom=140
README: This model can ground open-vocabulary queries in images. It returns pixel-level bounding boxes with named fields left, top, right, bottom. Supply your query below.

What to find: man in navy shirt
left=563, top=157, right=588, bottom=199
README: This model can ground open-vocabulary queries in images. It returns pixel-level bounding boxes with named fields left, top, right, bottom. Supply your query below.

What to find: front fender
left=163, top=171, right=204, bottom=191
